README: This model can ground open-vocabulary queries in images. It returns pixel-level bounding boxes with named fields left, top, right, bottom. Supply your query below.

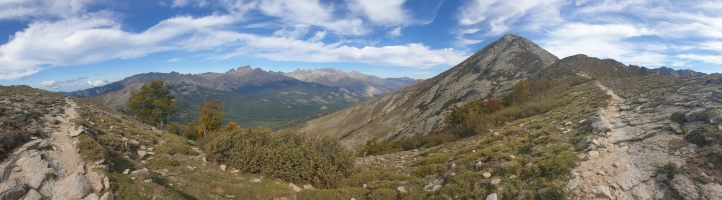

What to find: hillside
left=69, top=67, right=383, bottom=128
left=300, top=34, right=559, bottom=147
left=286, top=68, right=416, bottom=97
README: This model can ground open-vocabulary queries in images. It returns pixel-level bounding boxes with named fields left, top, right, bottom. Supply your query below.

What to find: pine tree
left=127, top=80, right=177, bottom=128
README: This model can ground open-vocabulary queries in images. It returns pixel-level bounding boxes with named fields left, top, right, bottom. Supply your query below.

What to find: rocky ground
left=0, top=87, right=111, bottom=200
left=567, top=76, right=722, bottom=199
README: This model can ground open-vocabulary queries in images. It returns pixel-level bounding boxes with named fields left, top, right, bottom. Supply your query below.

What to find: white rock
left=483, top=172, right=492, bottom=178
left=485, top=193, right=497, bottom=200
left=251, top=178, right=262, bottom=183
left=592, top=186, right=613, bottom=199
left=122, top=169, right=130, bottom=175
left=103, top=177, right=110, bottom=190
left=587, top=151, right=600, bottom=158
left=490, top=178, right=501, bottom=185
left=68, top=125, right=85, bottom=137
left=289, top=183, right=302, bottom=192
left=397, top=186, right=407, bottom=193
left=302, top=184, right=314, bottom=190
left=137, top=150, right=147, bottom=159
left=220, top=165, right=227, bottom=172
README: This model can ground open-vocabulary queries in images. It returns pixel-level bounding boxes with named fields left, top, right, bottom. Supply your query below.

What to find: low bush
left=77, top=134, right=106, bottom=161
left=671, top=112, right=687, bottom=124
left=367, top=188, right=397, bottom=200
left=203, top=128, right=354, bottom=188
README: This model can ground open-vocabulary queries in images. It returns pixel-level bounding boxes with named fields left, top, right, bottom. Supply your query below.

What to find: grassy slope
left=73, top=99, right=297, bottom=200
left=312, top=77, right=610, bottom=199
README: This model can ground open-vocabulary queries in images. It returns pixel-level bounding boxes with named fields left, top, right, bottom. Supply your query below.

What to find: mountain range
left=69, top=66, right=414, bottom=128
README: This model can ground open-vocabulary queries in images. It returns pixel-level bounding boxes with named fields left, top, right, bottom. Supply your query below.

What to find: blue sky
left=0, top=0, right=721, bottom=91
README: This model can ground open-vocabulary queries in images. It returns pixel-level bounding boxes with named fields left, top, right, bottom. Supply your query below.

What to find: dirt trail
left=46, top=97, right=84, bottom=175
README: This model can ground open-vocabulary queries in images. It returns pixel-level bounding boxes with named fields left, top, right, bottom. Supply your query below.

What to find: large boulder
left=52, top=172, right=93, bottom=200
left=590, top=116, right=611, bottom=134
left=0, top=178, right=27, bottom=200
left=671, top=176, right=700, bottom=200
left=685, top=109, right=709, bottom=122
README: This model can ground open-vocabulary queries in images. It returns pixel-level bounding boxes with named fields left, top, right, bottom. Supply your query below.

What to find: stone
left=220, top=165, right=227, bottom=172
left=490, top=178, right=501, bottom=185
left=587, top=151, right=600, bottom=158
left=88, top=173, right=104, bottom=193
left=302, top=184, right=314, bottom=190
left=685, top=109, right=709, bottom=122
left=53, top=172, right=93, bottom=200
left=597, top=170, right=606, bottom=176
left=68, top=125, right=85, bottom=137
left=431, top=185, right=442, bottom=191
left=103, top=177, right=110, bottom=190
left=590, top=117, right=611, bottom=134
left=482, top=172, right=492, bottom=178
left=397, top=186, right=407, bottom=193
left=612, top=161, right=621, bottom=168
left=251, top=178, right=262, bottom=183
left=122, top=169, right=130, bottom=175
left=83, top=193, right=100, bottom=200
left=23, top=189, right=42, bottom=200
left=485, top=193, right=497, bottom=200
left=0, top=178, right=27, bottom=200
left=592, top=186, right=613, bottom=199
left=671, top=175, right=700, bottom=200
left=137, top=150, right=147, bottom=159
left=289, top=183, right=302, bottom=192
left=700, top=183, right=722, bottom=200
left=565, top=178, right=579, bottom=191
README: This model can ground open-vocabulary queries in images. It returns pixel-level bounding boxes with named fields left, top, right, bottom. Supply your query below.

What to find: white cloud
left=87, top=80, right=110, bottom=87
left=701, top=41, right=722, bottom=52
left=456, top=0, right=564, bottom=41
left=0, top=14, right=238, bottom=79
left=348, top=0, right=409, bottom=26
left=388, top=27, right=402, bottom=37
left=40, top=77, right=86, bottom=89
left=679, top=54, right=722, bottom=65
left=0, top=0, right=101, bottom=21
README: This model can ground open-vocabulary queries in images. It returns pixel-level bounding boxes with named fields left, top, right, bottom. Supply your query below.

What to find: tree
left=198, top=100, right=224, bottom=138
left=128, top=80, right=177, bottom=128
left=485, top=99, right=503, bottom=113
left=222, top=121, right=242, bottom=132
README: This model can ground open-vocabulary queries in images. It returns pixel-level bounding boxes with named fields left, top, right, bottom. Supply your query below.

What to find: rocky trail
left=0, top=97, right=111, bottom=200
left=567, top=79, right=722, bottom=200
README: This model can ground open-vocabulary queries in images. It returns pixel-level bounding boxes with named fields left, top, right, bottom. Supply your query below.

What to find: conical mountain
left=300, top=34, right=559, bottom=147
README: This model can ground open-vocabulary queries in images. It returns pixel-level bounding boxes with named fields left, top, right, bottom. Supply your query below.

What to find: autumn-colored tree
left=128, top=80, right=177, bottom=128
left=221, top=121, right=242, bottom=132
left=198, top=100, right=224, bottom=138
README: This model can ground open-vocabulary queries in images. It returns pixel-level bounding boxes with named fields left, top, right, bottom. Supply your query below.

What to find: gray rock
left=671, top=176, right=700, bottom=200
left=592, top=186, right=613, bottom=199
left=52, top=172, right=93, bottom=200
left=302, top=184, right=314, bottom=190
left=490, top=178, right=501, bottom=185
left=700, top=183, right=722, bottom=200
left=68, top=125, right=85, bottom=137
left=83, top=193, right=99, bottom=200
left=485, top=193, right=497, bottom=200
left=685, top=109, right=709, bottom=122
left=396, top=186, right=407, bottom=193
left=220, top=164, right=227, bottom=172
left=122, top=169, right=130, bottom=175
left=482, top=172, right=491, bottom=178
left=23, top=189, right=42, bottom=200
left=0, top=178, right=27, bottom=200
left=100, top=192, right=114, bottom=200
left=591, top=117, right=611, bottom=134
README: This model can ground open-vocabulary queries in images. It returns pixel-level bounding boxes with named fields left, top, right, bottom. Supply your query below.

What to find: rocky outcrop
left=0, top=92, right=109, bottom=200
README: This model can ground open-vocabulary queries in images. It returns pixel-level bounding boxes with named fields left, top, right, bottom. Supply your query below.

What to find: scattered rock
left=396, top=186, right=407, bottom=193
left=83, top=193, right=99, bottom=200
left=122, top=169, right=130, bottom=175
left=482, top=172, right=491, bottom=178
left=490, top=178, right=501, bottom=185
left=302, top=184, right=314, bottom=190
left=587, top=151, right=600, bottom=158
left=592, top=186, right=613, bottom=199
left=289, top=183, right=302, bottom=192
left=251, top=178, right=262, bottom=183
left=485, top=193, right=497, bottom=200
left=685, top=109, right=709, bottom=122
left=68, top=125, right=85, bottom=137
left=100, top=192, right=114, bottom=200
left=220, top=165, right=227, bottom=172
left=137, top=150, right=147, bottom=159
left=671, top=175, right=700, bottom=200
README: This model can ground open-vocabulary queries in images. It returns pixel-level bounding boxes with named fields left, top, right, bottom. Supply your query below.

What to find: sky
left=0, top=0, right=721, bottom=91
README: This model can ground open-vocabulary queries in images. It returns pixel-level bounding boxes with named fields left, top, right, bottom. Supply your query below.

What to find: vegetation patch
left=77, top=134, right=106, bottom=161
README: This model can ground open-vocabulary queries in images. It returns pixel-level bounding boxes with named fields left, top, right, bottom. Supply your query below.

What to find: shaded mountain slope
left=286, top=68, right=416, bottom=97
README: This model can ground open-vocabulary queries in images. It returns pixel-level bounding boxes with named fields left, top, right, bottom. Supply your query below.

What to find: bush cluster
left=203, top=128, right=354, bottom=187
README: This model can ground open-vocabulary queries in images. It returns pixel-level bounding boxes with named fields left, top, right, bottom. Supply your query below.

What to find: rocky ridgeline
left=0, top=86, right=112, bottom=200
left=567, top=76, right=722, bottom=200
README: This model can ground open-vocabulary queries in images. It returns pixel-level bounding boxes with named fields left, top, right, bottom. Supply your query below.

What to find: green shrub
left=535, top=186, right=566, bottom=200
left=203, top=128, right=354, bottom=188
left=357, top=140, right=401, bottom=156
left=671, top=112, right=687, bottom=124
left=77, top=134, right=106, bottom=161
